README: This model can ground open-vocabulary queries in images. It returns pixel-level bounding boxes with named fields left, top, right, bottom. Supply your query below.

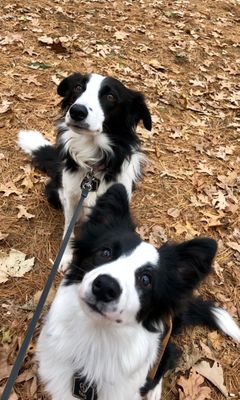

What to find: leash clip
left=81, top=171, right=100, bottom=192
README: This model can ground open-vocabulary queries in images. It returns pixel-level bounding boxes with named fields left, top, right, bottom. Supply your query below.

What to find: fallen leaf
left=217, top=171, right=237, bottom=188
left=38, top=34, right=54, bottom=44
left=0, top=346, right=12, bottom=381
left=17, top=205, right=35, bottom=220
left=0, top=232, right=9, bottom=241
left=200, top=211, right=224, bottom=227
left=113, top=31, right=129, bottom=40
left=194, top=360, right=228, bottom=397
left=0, top=328, right=12, bottom=344
left=167, top=208, right=181, bottom=218
left=177, top=369, right=211, bottom=400
left=9, top=391, right=18, bottom=400
left=27, top=61, right=51, bottom=69
left=175, top=345, right=202, bottom=373
left=51, top=74, right=61, bottom=85
left=149, top=225, right=168, bottom=245
left=0, top=100, right=12, bottom=114
left=136, top=225, right=149, bottom=240
left=0, top=182, right=22, bottom=197
left=226, top=241, right=240, bottom=253
left=15, top=369, right=35, bottom=383
left=207, top=331, right=223, bottom=350
left=199, top=342, right=214, bottom=359
left=0, top=249, right=35, bottom=283
left=212, top=191, right=228, bottom=210
left=17, top=164, right=40, bottom=191
left=149, top=59, right=167, bottom=72
left=0, top=34, right=24, bottom=45
left=197, top=163, right=214, bottom=176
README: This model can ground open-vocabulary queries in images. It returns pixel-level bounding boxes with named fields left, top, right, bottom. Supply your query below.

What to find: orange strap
left=148, top=314, right=173, bottom=381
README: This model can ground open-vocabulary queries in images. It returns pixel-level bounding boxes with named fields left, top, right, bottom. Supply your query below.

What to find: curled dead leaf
left=194, top=360, right=228, bottom=397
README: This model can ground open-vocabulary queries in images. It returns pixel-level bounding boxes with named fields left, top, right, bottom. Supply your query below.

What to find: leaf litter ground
left=0, top=0, right=239, bottom=399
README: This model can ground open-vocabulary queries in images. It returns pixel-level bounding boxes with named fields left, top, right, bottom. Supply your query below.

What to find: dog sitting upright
left=37, top=184, right=240, bottom=400
left=17, top=73, right=151, bottom=271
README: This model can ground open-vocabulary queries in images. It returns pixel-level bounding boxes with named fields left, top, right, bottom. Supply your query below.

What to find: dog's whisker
left=68, top=262, right=86, bottom=274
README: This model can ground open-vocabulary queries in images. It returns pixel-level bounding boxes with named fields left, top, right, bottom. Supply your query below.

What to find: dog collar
left=72, top=373, right=98, bottom=400
left=81, top=172, right=100, bottom=192
left=148, top=314, right=173, bottom=381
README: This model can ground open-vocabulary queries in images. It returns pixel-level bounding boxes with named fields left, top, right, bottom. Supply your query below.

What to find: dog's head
left=57, top=73, right=152, bottom=136
left=65, top=184, right=217, bottom=329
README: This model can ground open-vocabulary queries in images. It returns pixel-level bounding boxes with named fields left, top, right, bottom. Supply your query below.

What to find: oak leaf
left=0, top=249, right=35, bottom=283
left=177, top=369, right=211, bottom=400
left=17, top=205, right=35, bottom=220
left=194, top=360, right=228, bottom=397
left=0, top=182, right=22, bottom=197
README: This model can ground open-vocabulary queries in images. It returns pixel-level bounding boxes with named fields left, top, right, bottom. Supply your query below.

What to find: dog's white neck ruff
left=58, top=124, right=113, bottom=172
left=37, top=244, right=161, bottom=400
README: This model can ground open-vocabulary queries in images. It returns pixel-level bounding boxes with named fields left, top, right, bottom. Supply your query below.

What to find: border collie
left=17, top=73, right=152, bottom=272
left=37, top=184, right=240, bottom=400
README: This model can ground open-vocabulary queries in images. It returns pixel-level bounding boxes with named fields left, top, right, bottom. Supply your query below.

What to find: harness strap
left=148, top=314, right=173, bottom=381
left=1, top=185, right=91, bottom=400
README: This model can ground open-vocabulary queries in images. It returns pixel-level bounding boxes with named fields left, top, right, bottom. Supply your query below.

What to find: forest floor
left=0, top=0, right=239, bottom=399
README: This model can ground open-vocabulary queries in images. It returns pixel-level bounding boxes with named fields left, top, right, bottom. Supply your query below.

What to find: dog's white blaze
left=37, top=277, right=160, bottom=400
left=211, top=307, right=240, bottom=341
left=59, top=126, right=112, bottom=170
left=66, top=73, right=105, bottom=133
left=17, top=130, right=51, bottom=155
left=80, top=242, right=160, bottom=323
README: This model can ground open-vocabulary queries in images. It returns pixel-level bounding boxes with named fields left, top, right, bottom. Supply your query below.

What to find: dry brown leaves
left=1, top=0, right=240, bottom=399
left=177, top=369, right=211, bottom=400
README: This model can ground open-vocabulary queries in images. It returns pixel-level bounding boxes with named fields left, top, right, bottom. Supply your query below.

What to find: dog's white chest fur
left=37, top=284, right=160, bottom=400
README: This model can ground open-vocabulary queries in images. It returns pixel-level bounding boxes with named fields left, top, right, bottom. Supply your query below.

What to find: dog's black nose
left=69, top=104, right=88, bottom=121
left=92, top=274, right=121, bottom=303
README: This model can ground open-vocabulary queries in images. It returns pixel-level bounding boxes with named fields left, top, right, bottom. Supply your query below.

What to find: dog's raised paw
left=146, top=381, right=162, bottom=400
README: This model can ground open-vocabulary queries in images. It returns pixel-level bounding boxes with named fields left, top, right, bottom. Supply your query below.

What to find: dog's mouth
left=66, top=121, right=101, bottom=136
left=66, top=121, right=90, bottom=132
left=85, top=301, right=104, bottom=316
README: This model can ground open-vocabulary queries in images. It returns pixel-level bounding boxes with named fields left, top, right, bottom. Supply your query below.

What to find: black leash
left=1, top=179, right=93, bottom=400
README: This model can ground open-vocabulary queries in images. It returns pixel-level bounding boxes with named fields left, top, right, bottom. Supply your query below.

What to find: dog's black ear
left=57, top=73, right=83, bottom=97
left=87, top=183, right=134, bottom=229
left=133, top=93, right=152, bottom=131
left=160, top=238, right=217, bottom=289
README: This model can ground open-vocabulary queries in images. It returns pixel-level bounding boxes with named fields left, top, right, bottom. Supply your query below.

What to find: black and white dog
left=37, top=184, right=240, bottom=400
left=18, top=73, right=151, bottom=271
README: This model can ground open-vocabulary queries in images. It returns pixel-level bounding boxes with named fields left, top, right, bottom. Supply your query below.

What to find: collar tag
left=72, top=373, right=97, bottom=400
left=81, top=173, right=100, bottom=192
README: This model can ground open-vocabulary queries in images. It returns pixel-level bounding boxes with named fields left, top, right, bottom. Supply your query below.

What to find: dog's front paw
left=146, top=380, right=162, bottom=400
left=58, top=252, right=73, bottom=273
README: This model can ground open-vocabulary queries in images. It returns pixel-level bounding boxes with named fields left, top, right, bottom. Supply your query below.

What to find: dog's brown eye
left=74, top=84, right=83, bottom=92
left=139, top=273, right=152, bottom=289
left=99, top=248, right=112, bottom=259
left=107, top=93, right=115, bottom=102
